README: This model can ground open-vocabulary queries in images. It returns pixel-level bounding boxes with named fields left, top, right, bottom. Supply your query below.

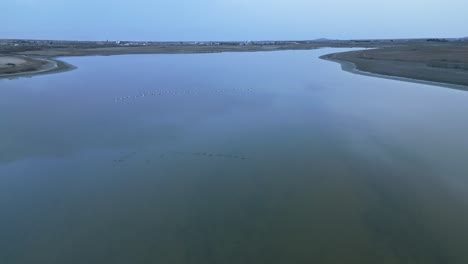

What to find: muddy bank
left=0, top=56, right=75, bottom=79
left=321, top=46, right=468, bottom=89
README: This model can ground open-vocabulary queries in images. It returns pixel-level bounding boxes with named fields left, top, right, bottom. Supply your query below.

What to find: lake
left=1, top=49, right=468, bottom=263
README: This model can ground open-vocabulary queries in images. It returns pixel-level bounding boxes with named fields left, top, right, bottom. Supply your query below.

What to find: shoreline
left=320, top=47, right=468, bottom=90
left=321, top=55, right=468, bottom=91
left=0, top=38, right=433, bottom=79
left=1, top=39, right=467, bottom=90
left=0, top=56, right=76, bottom=79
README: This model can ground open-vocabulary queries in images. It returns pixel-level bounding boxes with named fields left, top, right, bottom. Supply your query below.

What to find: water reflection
left=1, top=50, right=468, bottom=263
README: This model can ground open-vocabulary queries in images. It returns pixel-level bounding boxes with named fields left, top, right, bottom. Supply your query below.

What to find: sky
left=3, top=0, right=467, bottom=41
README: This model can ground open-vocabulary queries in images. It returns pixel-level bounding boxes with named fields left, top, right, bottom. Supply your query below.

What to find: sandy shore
left=322, top=54, right=468, bottom=91
left=0, top=56, right=74, bottom=79
left=321, top=46, right=468, bottom=89
left=0, top=57, right=28, bottom=68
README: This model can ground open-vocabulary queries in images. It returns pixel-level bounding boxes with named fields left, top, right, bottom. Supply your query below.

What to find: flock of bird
left=175, top=151, right=248, bottom=160
left=111, top=88, right=252, bottom=165
left=113, top=88, right=254, bottom=102
left=112, top=150, right=248, bottom=165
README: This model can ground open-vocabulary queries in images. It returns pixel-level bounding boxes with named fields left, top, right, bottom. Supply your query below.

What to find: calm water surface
left=1, top=49, right=468, bottom=263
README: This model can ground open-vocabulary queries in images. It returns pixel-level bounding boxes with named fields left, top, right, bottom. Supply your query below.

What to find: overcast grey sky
left=3, top=0, right=467, bottom=41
